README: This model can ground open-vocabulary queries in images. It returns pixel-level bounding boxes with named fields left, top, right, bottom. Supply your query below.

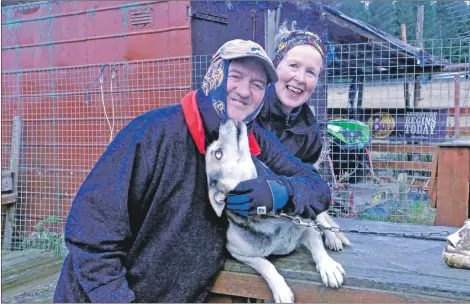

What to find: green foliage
left=334, top=1, right=469, bottom=63
left=21, top=216, right=67, bottom=257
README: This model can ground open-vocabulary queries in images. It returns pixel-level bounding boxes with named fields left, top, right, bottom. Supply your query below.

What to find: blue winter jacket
left=53, top=89, right=331, bottom=303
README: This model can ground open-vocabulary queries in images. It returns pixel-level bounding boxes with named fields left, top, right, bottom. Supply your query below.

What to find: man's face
left=226, top=59, right=268, bottom=122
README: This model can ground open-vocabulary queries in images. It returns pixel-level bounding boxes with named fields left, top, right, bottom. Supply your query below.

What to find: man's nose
left=237, top=80, right=251, bottom=98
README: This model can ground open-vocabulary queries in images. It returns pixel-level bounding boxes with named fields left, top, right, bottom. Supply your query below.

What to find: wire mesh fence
left=1, top=38, right=469, bottom=254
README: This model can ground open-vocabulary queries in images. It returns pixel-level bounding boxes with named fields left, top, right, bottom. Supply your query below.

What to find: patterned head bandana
left=273, top=30, right=327, bottom=67
left=202, top=39, right=277, bottom=124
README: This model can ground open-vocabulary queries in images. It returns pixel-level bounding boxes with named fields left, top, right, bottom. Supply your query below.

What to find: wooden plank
left=1, top=171, right=13, bottom=192
left=212, top=218, right=468, bottom=302
left=2, top=204, right=16, bottom=251
left=434, top=147, right=470, bottom=227
left=2, top=116, right=22, bottom=251
left=371, top=144, right=436, bottom=154
left=448, top=107, right=470, bottom=116
left=454, top=75, right=460, bottom=138
left=1, top=193, right=18, bottom=205
left=1, top=249, right=51, bottom=268
left=1, top=257, right=63, bottom=292
left=211, top=272, right=461, bottom=303
left=446, top=126, right=470, bottom=137
left=9, top=116, right=22, bottom=191
left=373, top=161, right=433, bottom=171
left=428, top=148, right=439, bottom=208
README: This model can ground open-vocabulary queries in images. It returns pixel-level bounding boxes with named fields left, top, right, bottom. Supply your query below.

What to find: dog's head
left=205, top=118, right=257, bottom=217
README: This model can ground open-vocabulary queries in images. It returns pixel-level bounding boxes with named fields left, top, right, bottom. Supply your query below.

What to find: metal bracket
left=187, top=7, right=228, bottom=24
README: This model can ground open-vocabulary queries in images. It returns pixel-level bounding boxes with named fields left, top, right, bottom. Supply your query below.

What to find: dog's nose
left=209, top=179, right=218, bottom=187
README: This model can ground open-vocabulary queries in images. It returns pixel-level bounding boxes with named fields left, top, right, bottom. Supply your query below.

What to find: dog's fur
left=206, top=119, right=348, bottom=303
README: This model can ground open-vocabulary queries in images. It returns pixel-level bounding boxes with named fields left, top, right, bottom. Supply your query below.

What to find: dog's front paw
left=271, top=277, right=294, bottom=303
left=316, top=256, right=346, bottom=288
left=324, top=231, right=344, bottom=251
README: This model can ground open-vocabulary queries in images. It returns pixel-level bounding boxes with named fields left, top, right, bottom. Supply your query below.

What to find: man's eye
left=289, top=64, right=297, bottom=68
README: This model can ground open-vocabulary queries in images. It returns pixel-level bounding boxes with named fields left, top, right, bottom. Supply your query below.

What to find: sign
left=328, top=108, right=449, bottom=143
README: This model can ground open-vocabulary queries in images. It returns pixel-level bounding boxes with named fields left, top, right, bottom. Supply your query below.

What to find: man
left=53, top=39, right=331, bottom=303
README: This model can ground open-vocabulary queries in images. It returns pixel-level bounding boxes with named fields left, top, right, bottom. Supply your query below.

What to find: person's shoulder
left=132, top=104, right=185, bottom=131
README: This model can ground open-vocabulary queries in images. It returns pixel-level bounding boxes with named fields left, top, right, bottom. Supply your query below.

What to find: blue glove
left=226, top=176, right=289, bottom=217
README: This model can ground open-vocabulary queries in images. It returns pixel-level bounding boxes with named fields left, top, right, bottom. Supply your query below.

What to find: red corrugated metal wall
left=1, top=0, right=193, bottom=245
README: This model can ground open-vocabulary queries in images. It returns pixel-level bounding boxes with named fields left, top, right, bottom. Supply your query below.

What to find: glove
left=226, top=176, right=289, bottom=217
left=290, top=174, right=331, bottom=220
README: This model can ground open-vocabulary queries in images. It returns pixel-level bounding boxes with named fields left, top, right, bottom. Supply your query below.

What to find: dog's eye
left=215, top=148, right=223, bottom=160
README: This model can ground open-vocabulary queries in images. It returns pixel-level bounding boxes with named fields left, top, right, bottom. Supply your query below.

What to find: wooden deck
left=2, top=219, right=469, bottom=303
left=1, top=250, right=63, bottom=303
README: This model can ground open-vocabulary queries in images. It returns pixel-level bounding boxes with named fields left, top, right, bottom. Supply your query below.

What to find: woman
left=256, top=22, right=325, bottom=166
left=256, top=22, right=350, bottom=250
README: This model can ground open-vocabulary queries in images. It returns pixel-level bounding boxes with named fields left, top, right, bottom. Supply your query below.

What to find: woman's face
left=274, top=44, right=323, bottom=112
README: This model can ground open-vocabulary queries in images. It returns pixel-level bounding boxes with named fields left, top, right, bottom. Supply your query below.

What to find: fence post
left=454, top=75, right=460, bottom=139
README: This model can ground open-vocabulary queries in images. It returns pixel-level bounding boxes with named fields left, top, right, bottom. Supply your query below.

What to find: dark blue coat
left=255, top=85, right=323, bottom=164
left=53, top=89, right=330, bottom=303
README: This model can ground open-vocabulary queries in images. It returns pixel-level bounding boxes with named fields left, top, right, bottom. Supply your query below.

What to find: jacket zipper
left=285, top=115, right=291, bottom=128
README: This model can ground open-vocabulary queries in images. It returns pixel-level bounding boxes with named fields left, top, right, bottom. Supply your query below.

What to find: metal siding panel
left=50, top=41, right=89, bottom=67
left=1, top=0, right=194, bottom=241
left=170, top=29, right=192, bottom=57
left=169, top=1, right=190, bottom=27
left=2, top=50, right=20, bottom=70
left=124, top=32, right=170, bottom=61
left=85, top=7, right=128, bottom=39
left=154, top=2, right=170, bottom=28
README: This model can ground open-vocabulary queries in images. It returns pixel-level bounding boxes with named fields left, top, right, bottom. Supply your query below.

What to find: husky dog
left=206, top=119, right=347, bottom=303
left=443, top=219, right=470, bottom=270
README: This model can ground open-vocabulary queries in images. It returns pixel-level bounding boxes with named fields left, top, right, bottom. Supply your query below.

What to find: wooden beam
left=211, top=271, right=462, bottom=303
left=371, top=144, right=436, bottom=154
left=454, top=75, right=461, bottom=138
left=373, top=161, right=434, bottom=172
left=401, top=24, right=407, bottom=42
left=442, top=63, right=470, bottom=72
left=416, top=5, right=424, bottom=50
left=434, top=147, right=470, bottom=227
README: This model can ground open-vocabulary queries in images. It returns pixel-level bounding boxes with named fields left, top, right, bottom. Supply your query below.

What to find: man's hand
left=226, top=175, right=289, bottom=217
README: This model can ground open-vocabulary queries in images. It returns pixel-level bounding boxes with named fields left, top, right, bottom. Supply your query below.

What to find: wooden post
left=434, top=140, right=470, bottom=227
left=400, top=24, right=407, bottom=42
left=414, top=5, right=424, bottom=108
left=454, top=74, right=460, bottom=138
left=398, top=173, right=408, bottom=213
left=2, top=116, right=22, bottom=251
left=401, top=24, right=411, bottom=110
left=416, top=5, right=424, bottom=50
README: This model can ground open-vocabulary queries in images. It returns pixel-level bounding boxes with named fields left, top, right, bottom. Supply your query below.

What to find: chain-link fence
left=1, top=38, right=469, bottom=254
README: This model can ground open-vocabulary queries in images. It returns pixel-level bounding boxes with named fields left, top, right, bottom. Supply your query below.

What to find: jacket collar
left=258, top=85, right=318, bottom=135
left=181, top=90, right=261, bottom=156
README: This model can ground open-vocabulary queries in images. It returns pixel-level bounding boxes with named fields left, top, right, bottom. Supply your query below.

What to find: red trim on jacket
left=181, top=91, right=261, bottom=156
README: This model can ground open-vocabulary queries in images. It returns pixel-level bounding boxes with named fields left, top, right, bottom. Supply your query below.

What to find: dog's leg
left=316, top=213, right=351, bottom=251
left=301, top=227, right=346, bottom=288
left=323, top=213, right=351, bottom=246
left=230, top=253, right=294, bottom=303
